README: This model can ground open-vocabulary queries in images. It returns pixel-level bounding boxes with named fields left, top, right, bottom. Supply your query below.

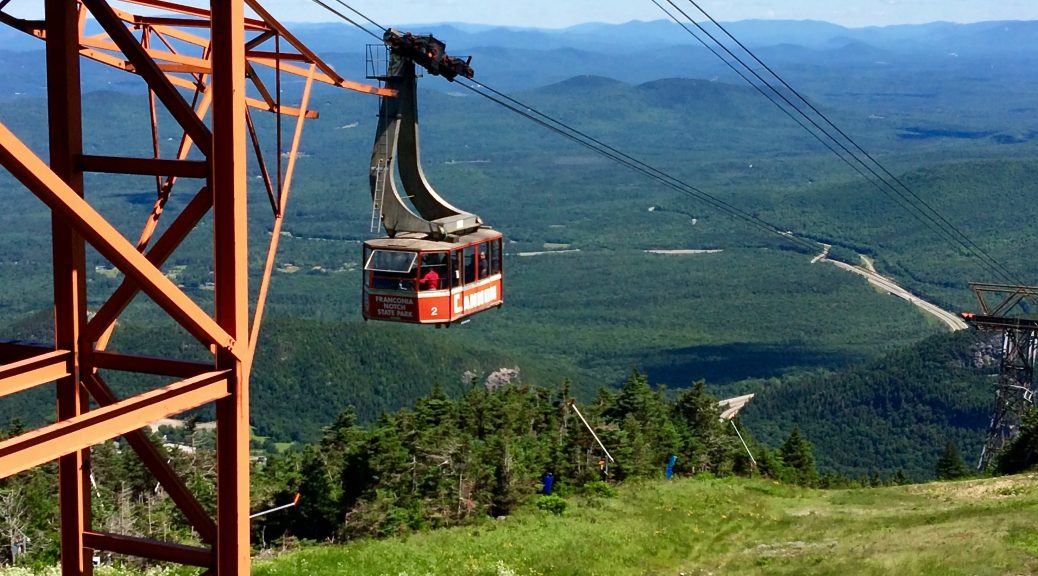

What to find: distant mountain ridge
left=1, top=17, right=1034, bottom=98
left=1, top=17, right=1035, bottom=53
left=282, top=18, right=1038, bottom=54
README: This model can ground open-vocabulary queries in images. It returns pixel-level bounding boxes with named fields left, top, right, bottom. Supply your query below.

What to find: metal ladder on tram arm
left=369, top=157, right=387, bottom=233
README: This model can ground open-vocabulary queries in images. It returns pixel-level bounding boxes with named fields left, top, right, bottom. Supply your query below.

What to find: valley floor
left=253, top=473, right=1038, bottom=576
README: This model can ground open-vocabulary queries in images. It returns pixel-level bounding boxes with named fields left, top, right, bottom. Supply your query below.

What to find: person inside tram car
left=419, top=252, right=447, bottom=290
left=419, top=267, right=440, bottom=291
left=396, top=272, right=415, bottom=291
left=478, top=248, right=489, bottom=278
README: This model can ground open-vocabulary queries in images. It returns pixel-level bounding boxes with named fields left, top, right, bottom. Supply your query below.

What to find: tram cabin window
left=463, top=246, right=476, bottom=284
left=419, top=252, right=448, bottom=291
left=477, top=243, right=489, bottom=278
left=488, top=239, right=501, bottom=275
left=365, top=249, right=417, bottom=291
left=451, top=250, right=463, bottom=288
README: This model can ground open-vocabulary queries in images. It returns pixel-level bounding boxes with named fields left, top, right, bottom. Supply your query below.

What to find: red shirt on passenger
left=419, top=269, right=440, bottom=290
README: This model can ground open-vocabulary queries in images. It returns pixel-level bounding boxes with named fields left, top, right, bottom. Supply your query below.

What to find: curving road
left=816, top=250, right=967, bottom=331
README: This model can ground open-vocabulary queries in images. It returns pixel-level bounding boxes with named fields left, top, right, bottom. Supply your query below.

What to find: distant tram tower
left=961, top=283, right=1038, bottom=470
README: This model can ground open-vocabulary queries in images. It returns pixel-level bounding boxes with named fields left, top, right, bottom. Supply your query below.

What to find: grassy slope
left=253, top=474, right=1038, bottom=576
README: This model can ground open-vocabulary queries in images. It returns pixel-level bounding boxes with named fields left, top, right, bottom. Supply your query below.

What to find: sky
left=4, top=0, right=1038, bottom=29
left=323, top=0, right=1038, bottom=29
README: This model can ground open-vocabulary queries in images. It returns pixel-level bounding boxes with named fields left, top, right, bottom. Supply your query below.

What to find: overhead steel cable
left=649, top=0, right=876, bottom=174
left=647, top=0, right=995, bottom=270
left=656, top=0, right=1021, bottom=285
left=681, top=0, right=1022, bottom=285
left=660, top=0, right=1004, bottom=276
left=307, top=0, right=383, bottom=41
left=302, top=0, right=1020, bottom=285
left=329, top=0, right=387, bottom=33
left=309, top=0, right=824, bottom=253
left=456, top=79, right=822, bottom=252
left=651, top=0, right=968, bottom=254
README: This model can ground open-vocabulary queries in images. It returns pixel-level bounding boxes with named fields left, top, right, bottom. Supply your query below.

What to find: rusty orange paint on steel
left=82, top=373, right=217, bottom=544
left=120, top=0, right=269, bottom=29
left=149, top=22, right=210, bottom=48
left=0, top=371, right=231, bottom=478
left=246, top=60, right=277, bottom=108
left=125, top=86, right=213, bottom=269
left=91, top=351, right=212, bottom=378
left=209, top=2, right=252, bottom=574
left=44, top=1, right=91, bottom=573
left=0, top=350, right=72, bottom=399
left=1, top=2, right=399, bottom=573
left=3, top=4, right=395, bottom=99
left=244, top=96, right=320, bottom=118
left=0, top=124, right=236, bottom=353
left=79, top=35, right=213, bottom=70
left=248, top=56, right=397, bottom=96
left=244, top=0, right=341, bottom=82
left=79, top=156, right=209, bottom=178
left=83, top=531, right=213, bottom=567
left=78, top=47, right=133, bottom=70
left=82, top=0, right=213, bottom=155
left=87, top=186, right=212, bottom=345
left=248, top=63, right=317, bottom=365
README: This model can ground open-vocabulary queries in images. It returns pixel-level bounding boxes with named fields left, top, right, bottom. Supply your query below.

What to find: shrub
left=581, top=480, right=616, bottom=499
left=535, top=494, right=567, bottom=516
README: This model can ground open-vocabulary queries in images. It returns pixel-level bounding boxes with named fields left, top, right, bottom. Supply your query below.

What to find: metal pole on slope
left=569, top=402, right=616, bottom=471
left=730, top=420, right=757, bottom=468
left=249, top=493, right=301, bottom=519
left=718, top=393, right=757, bottom=469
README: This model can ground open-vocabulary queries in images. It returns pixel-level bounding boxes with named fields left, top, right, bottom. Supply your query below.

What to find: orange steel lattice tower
left=0, top=1, right=391, bottom=573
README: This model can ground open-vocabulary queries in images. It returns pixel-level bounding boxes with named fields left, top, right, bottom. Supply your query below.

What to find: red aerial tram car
left=363, top=229, right=503, bottom=325
left=362, top=30, right=503, bottom=326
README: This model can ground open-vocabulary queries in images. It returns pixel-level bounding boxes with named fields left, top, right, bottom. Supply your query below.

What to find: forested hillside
left=1, top=18, right=1036, bottom=492
left=744, top=330, right=996, bottom=480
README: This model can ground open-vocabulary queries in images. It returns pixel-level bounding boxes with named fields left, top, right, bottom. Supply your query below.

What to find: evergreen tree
left=869, top=470, right=883, bottom=487
left=606, top=370, right=657, bottom=422
left=754, top=446, right=785, bottom=481
left=489, top=436, right=521, bottom=517
left=935, top=440, right=971, bottom=480
left=668, top=384, right=734, bottom=473
left=607, top=370, right=681, bottom=478
left=0, top=372, right=810, bottom=553
left=295, top=446, right=342, bottom=540
left=780, top=425, right=819, bottom=487
left=996, top=408, right=1038, bottom=475
left=891, top=469, right=909, bottom=486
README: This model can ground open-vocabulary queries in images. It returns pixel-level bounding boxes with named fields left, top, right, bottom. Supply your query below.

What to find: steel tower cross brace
left=961, top=283, right=1038, bottom=470
left=0, top=1, right=391, bottom=573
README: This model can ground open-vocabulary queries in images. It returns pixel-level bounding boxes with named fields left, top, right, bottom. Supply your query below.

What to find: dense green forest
left=0, top=371, right=819, bottom=565
left=742, top=330, right=996, bottom=480
left=1, top=19, right=1037, bottom=538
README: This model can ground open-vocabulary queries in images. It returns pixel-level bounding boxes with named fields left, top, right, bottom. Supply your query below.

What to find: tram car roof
left=364, top=228, right=502, bottom=252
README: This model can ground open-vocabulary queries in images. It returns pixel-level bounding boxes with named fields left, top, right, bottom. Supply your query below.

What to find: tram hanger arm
left=369, top=28, right=482, bottom=238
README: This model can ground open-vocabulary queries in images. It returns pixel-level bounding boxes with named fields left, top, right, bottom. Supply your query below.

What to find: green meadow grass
left=252, top=474, right=1038, bottom=576
left=1, top=468, right=1034, bottom=576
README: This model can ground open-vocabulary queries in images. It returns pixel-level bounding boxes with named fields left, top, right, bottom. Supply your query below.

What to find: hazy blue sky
left=324, top=0, right=1038, bottom=28
left=7, top=1, right=1038, bottom=29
